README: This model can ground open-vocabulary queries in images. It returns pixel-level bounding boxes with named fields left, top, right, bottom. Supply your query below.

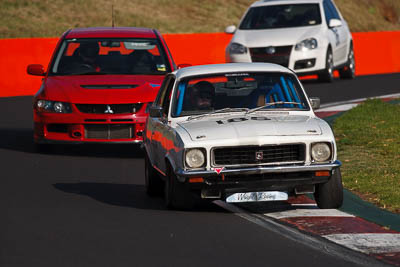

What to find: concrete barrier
left=1, top=31, right=399, bottom=97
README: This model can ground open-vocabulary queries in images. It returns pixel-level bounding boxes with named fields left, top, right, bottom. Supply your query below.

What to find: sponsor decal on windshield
left=156, top=64, right=166, bottom=71
left=124, top=42, right=156, bottom=50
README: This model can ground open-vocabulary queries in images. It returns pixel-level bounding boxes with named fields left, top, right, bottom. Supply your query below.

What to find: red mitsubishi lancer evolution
left=27, top=27, right=177, bottom=148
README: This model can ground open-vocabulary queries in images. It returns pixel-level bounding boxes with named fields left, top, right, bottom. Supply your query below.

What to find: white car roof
left=173, top=63, right=294, bottom=80
left=252, top=0, right=322, bottom=7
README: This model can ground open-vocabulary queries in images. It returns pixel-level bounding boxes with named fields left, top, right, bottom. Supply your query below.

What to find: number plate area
left=226, top=191, right=288, bottom=203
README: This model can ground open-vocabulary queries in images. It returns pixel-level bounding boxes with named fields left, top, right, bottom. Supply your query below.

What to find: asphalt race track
left=1, top=73, right=399, bottom=267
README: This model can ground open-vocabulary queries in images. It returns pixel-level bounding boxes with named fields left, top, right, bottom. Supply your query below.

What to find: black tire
left=339, top=44, right=355, bottom=79
left=144, top=154, right=163, bottom=196
left=314, top=168, right=343, bottom=209
left=164, top=164, right=194, bottom=210
left=318, top=48, right=334, bottom=83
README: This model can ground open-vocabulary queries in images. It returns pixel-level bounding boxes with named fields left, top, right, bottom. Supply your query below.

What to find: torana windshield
left=172, top=72, right=310, bottom=117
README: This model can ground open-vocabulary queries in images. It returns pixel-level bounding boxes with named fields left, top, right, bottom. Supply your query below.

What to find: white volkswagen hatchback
left=225, top=0, right=355, bottom=82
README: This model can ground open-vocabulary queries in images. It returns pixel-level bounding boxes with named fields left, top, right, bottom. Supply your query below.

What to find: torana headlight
left=185, top=148, right=206, bottom=169
left=229, top=42, right=248, bottom=54
left=311, top=143, right=332, bottom=162
left=36, top=100, right=72, bottom=113
left=295, top=38, right=318, bottom=51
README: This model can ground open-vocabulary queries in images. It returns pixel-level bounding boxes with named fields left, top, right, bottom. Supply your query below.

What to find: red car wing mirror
left=27, top=64, right=45, bottom=76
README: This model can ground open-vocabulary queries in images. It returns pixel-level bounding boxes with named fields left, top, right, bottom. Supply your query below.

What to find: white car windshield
left=49, top=38, right=170, bottom=75
left=240, top=4, right=321, bottom=30
left=172, top=72, right=310, bottom=117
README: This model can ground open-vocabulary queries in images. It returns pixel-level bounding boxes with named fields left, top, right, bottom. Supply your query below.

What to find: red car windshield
left=49, top=38, right=171, bottom=75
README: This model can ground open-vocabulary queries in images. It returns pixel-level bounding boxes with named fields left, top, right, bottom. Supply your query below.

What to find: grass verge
left=333, top=99, right=400, bottom=213
left=0, top=0, right=399, bottom=38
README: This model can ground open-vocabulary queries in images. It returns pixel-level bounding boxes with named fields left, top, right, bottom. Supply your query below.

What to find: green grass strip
left=333, top=99, right=400, bottom=214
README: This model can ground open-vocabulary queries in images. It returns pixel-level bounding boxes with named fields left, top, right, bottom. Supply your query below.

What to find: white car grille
left=212, top=143, right=305, bottom=167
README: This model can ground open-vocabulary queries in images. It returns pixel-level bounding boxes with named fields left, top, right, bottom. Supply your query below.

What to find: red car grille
left=84, top=124, right=134, bottom=139
left=76, top=103, right=143, bottom=114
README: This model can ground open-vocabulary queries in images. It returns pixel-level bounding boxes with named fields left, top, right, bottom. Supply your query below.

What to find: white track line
left=319, top=93, right=400, bottom=109
left=214, top=200, right=386, bottom=267
left=317, top=103, right=359, bottom=112
left=265, top=208, right=355, bottom=219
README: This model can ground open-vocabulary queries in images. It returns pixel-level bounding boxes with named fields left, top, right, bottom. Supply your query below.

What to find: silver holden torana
left=143, top=63, right=343, bottom=210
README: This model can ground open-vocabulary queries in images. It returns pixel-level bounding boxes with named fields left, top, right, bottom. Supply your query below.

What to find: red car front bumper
left=33, top=105, right=148, bottom=144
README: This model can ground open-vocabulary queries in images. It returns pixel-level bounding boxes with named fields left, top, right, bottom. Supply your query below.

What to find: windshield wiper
left=188, top=107, right=248, bottom=121
left=62, top=70, right=112, bottom=75
left=220, top=85, right=255, bottom=90
left=74, top=71, right=110, bottom=75
left=245, top=101, right=302, bottom=114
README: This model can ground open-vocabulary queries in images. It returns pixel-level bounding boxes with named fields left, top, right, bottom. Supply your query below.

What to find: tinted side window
left=155, top=76, right=171, bottom=107
left=323, top=0, right=334, bottom=25
left=159, top=77, right=175, bottom=117
left=327, top=0, right=341, bottom=19
left=323, top=0, right=341, bottom=26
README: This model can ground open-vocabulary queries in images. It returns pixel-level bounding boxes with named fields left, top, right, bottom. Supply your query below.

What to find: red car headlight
left=36, top=100, right=72, bottom=113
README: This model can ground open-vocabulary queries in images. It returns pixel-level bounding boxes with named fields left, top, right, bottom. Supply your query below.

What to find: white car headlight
left=295, top=38, right=318, bottom=51
left=311, top=143, right=332, bottom=162
left=229, top=42, right=247, bottom=54
left=185, top=148, right=206, bottom=168
left=36, top=100, right=72, bottom=113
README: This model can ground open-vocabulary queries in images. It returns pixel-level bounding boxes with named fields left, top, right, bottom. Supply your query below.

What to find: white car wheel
left=339, top=44, right=356, bottom=79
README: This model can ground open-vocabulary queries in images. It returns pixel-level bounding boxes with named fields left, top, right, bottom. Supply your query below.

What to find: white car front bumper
left=226, top=45, right=327, bottom=75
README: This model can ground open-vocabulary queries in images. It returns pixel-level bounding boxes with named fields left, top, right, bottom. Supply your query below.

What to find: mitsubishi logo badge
left=255, top=151, right=264, bottom=160
left=104, top=105, right=114, bottom=114
left=266, top=46, right=276, bottom=54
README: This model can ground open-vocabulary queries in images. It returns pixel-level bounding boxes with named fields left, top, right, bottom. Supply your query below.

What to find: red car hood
left=41, top=75, right=164, bottom=104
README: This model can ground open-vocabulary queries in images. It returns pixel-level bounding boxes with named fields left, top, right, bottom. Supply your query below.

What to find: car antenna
left=112, top=2, right=115, bottom=27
